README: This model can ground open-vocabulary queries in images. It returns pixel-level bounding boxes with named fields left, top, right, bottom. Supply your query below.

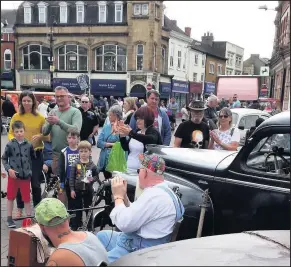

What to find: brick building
left=14, top=0, right=170, bottom=98
left=191, top=32, right=227, bottom=96
left=270, top=1, right=290, bottom=111
left=1, top=9, right=17, bottom=89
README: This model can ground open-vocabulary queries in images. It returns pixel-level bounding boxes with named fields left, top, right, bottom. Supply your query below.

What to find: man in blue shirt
left=232, top=94, right=241, bottom=108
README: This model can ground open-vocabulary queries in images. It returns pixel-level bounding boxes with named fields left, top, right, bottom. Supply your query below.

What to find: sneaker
left=15, top=209, right=23, bottom=218
left=7, top=219, right=16, bottom=228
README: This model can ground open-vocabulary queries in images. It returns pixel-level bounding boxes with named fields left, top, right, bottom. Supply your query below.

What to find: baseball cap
left=139, top=153, right=166, bottom=175
left=35, top=198, right=72, bottom=227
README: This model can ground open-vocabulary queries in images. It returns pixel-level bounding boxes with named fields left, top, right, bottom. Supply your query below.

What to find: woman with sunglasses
left=8, top=91, right=49, bottom=217
left=208, top=107, right=240, bottom=151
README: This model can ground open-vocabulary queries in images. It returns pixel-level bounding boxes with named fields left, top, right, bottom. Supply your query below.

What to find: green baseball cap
left=35, top=198, right=72, bottom=227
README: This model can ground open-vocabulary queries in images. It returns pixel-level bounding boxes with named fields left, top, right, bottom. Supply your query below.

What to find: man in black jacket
left=203, top=95, right=218, bottom=130
left=2, top=95, right=16, bottom=118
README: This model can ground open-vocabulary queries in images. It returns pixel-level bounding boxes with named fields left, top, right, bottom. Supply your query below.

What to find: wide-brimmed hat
left=35, top=198, right=73, bottom=227
left=187, top=100, right=206, bottom=111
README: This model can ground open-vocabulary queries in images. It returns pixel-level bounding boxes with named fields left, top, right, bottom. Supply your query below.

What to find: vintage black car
left=93, top=112, right=290, bottom=240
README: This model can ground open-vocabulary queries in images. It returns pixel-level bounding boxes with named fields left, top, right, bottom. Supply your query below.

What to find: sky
left=1, top=1, right=278, bottom=60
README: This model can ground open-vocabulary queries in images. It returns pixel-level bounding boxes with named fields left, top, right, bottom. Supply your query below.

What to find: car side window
left=245, top=115, right=259, bottom=129
left=238, top=117, right=246, bottom=128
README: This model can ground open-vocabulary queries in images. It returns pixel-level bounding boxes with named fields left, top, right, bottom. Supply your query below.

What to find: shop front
left=159, top=82, right=171, bottom=101
left=204, top=82, right=216, bottom=97
left=171, top=79, right=189, bottom=108
left=19, top=71, right=51, bottom=91
left=189, top=82, right=203, bottom=101
left=53, top=78, right=84, bottom=95
left=91, top=79, right=126, bottom=97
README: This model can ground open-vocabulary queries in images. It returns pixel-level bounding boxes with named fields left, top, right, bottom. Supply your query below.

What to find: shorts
left=7, top=177, right=31, bottom=202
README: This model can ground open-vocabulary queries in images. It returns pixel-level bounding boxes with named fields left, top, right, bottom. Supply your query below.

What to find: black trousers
left=17, top=150, right=43, bottom=209
left=69, top=189, right=93, bottom=231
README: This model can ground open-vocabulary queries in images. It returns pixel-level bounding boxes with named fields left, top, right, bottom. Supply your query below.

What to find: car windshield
left=232, top=112, right=239, bottom=126
left=253, top=133, right=290, bottom=153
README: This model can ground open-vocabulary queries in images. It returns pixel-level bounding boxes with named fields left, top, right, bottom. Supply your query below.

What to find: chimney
left=201, top=32, right=214, bottom=46
left=185, top=27, right=191, bottom=37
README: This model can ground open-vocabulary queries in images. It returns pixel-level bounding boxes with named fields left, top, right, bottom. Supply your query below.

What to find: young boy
left=1, top=121, right=34, bottom=228
left=58, top=129, right=80, bottom=208
left=69, top=141, right=99, bottom=231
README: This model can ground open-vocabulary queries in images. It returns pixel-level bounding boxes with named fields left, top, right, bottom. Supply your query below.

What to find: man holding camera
left=96, top=153, right=185, bottom=263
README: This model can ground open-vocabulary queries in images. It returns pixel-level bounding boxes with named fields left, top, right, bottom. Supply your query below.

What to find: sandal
left=15, top=209, right=23, bottom=218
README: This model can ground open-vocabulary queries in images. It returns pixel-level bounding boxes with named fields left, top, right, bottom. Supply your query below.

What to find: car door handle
left=198, top=180, right=208, bottom=185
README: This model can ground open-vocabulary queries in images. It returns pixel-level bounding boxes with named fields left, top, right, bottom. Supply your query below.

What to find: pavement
left=0, top=122, right=179, bottom=265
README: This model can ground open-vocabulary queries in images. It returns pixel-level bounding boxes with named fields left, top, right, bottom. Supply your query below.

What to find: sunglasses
left=82, top=101, right=89, bottom=103
left=219, top=115, right=229, bottom=119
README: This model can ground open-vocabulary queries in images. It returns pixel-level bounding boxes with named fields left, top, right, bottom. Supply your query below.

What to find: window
left=115, top=2, right=122, bottom=23
left=98, top=1, right=107, bottom=23
left=155, top=4, right=160, bottom=19
left=177, top=50, right=181, bottom=69
left=227, top=69, right=232, bottom=75
left=217, top=64, right=223, bottom=75
left=23, top=4, right=32, bottom=24
left=153, top=44, right=156, bottom=70
left=161, top=47, right=166, bottom=74
left=170, top=44, right=174, bottom=68
left=58, top=45, right=88, bottom=71
left=133, top=3, right=148, bottom=16
left=194, top=54, right=198, bottom=65
left=227, top=53, right=234, bottom=66
left=37, top=2, right=47, bottom=24
left=59, top=2, right=68, bottom=23
left=235, top=71, right=241, bottom=75
left=201, top=73, right=204, bottom=82
left=193, top=73, right=197, bottom=82
left=95, top=44, right=126, bottom=72
left=209, top=62, right=215, bottom=74
left=183, top=51, right=186, bottom=70
left=235, top=56, right=242, bottom=67
left=76, top=2, right=84, bottom=23
left=4, top=49, right=12, bottom=70
left=136, top=44, right=144, bottom=71
left=23, top=45, right=50, bottom=70
left=202, top=56, right=205, bottom=67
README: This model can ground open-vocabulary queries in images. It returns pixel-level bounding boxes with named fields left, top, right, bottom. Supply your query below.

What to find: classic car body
left=93, top=112, right=290, bottom=240
left=110, top=230, right=290, bottom=266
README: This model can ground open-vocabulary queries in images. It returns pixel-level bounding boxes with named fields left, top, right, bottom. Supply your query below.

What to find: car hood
left=111, top=230, right=290, bottom=266
left=146, top=145, right=237, bottom=175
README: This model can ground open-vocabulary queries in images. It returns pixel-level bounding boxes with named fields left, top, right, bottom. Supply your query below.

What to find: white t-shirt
left=213, top=128, right=240, bottom=150
left=127, top=133, right=144, bottom=170
left=38, top=102, right=48, bottom=118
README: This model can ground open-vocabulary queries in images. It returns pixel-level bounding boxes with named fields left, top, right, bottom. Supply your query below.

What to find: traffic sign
left=146, top=83, right=152, bottom=90
left=260, top=66, right=269, bottom=76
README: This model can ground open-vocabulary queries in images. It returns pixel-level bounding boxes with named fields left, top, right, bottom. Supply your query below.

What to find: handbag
left=105, top=142, right=127, bottom=173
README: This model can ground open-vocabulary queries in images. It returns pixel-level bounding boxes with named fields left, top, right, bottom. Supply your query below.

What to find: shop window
left=95, top=44, right=126, bottom=72
left=58, top=44, right=88, bottom=71
left=22, top=45, right=50, bottom=70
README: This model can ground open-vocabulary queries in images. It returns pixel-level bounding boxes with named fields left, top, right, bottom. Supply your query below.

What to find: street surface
left=0, top=125, right=178, bottom=265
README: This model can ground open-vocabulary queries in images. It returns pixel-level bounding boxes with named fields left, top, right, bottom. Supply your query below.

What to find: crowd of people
left=0, top=87, right=282, bottom=266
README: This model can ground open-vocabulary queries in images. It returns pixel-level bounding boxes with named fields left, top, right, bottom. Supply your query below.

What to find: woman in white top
left=208, top=107, right=240, bottom=151
left=159, top=100, right=168, bottom=113
left=181, top=104, right=189, bottom=122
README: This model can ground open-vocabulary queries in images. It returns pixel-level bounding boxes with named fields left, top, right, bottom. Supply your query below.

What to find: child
left=58, top=129, right=80, bottom=208
left=69, top=141, right=99, bottom=231
left=1, top=121, right=34, bottom=228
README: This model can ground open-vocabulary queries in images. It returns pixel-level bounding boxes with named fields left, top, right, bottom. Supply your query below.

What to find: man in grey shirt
left=35, top=198, right=108, bottom=266
left=42, top=86, right=82, bottom=175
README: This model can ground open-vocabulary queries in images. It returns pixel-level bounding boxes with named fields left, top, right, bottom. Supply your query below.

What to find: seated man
left=96, top=153, right=185, bottom=263
left=34, top=198, right=108, bottom=266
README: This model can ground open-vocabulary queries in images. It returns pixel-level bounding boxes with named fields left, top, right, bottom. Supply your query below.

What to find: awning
left=189, top=82, right=202, bottom=94
left=53, top=78, right=83, bottom=94
left=172, top=80, right=189, bottom=94
left=91, top=79, right=126, bottom=97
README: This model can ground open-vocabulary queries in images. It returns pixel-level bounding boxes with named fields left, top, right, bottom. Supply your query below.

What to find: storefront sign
left=53, top=78, right=82, bottom=94
left=91, top=79, right=126, bottom=96
left=159, top=82, right=171, bottom=99
left=172, top=80, right=189, bottom=93
left=189, top=82, right=202, bottom=94
left=204, top=82, right=216, bottom=95
left=20, top=71, right=51, bottom=87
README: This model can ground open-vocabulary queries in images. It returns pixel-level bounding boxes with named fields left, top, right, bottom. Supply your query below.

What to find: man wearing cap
left=96, top=153, right=185, bottom=263
left=34, top=198, right=108, bottom=266
left=174, top=100, right=210, bottom=149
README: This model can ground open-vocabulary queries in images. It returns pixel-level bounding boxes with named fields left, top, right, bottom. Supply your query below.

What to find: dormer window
left=59, top=2, right=68, bottom=23
left=98, top=1, right=107, bottom=23
left=38, top=2, right=48, bottom=24
left=76, top=1, right=85, bottom=23
left=23, top=2, right=32, bottom=24
left=114, top=1, right=123, bottom=23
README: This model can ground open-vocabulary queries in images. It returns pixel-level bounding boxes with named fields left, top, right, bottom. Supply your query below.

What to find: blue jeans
left=87, top=137, right=93, bottom=145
